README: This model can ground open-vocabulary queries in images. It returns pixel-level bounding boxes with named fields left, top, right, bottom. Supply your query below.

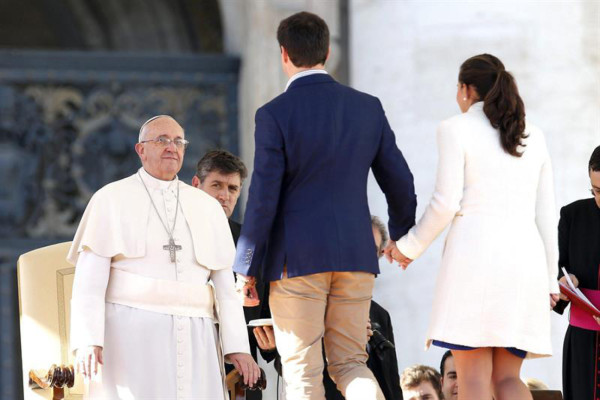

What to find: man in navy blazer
left=233, top=11, right=416, bottom=400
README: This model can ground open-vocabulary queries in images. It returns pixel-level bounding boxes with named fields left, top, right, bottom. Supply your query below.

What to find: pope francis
left=68, top=115, right=259, bottom=399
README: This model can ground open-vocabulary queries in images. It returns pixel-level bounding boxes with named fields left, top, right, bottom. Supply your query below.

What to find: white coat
left=398, top=102, right=558, bottom=358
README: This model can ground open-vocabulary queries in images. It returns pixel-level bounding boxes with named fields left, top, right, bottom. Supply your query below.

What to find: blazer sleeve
left=233, top=107, right=285, bottom=277
left=397, top=120, right=465, bottom=259
left=371, top=100, right=417, bottom=241
left=534, top=137, right=560, bottom=294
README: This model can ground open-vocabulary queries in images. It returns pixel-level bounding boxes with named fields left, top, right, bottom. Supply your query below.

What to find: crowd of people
left=63, top=9, right=600, bottom=400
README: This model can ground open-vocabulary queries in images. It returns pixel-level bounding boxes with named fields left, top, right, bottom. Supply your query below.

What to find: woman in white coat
left=385, top=54, right=560, bottom=400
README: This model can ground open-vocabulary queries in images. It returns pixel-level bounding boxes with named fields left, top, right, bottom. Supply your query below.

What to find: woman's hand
left=383, top=241, right=413, bottom=270
left=550, top=293, right=560, bottom=309
left=558, top=273, right=579, bottom=302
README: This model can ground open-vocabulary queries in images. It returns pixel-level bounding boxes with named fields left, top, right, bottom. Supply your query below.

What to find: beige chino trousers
left=270, top=271, right=385, bottom=400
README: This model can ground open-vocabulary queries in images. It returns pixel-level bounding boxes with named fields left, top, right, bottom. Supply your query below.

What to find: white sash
left=105, top=268, right=215, bottom=318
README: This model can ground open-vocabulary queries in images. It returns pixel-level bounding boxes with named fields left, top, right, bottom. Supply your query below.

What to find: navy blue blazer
left=233, top=74, right=416, bottom=281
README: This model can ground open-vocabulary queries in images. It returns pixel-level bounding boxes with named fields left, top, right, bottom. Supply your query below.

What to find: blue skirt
left=432, top=340, right=527, bottom=359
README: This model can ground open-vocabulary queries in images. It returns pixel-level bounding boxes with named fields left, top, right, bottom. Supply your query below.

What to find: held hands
left=383, top=241, right=413, bottom=270
left=253, top=326, right=277, bottom=351
left=75, top=345, right=103, bottom=379
left=226, top=353, right=261, bottom=387
left=235, top=274, right=260, bottom=307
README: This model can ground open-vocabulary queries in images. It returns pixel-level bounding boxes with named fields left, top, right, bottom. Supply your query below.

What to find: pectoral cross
left=163, top=237, right=182, bottom=263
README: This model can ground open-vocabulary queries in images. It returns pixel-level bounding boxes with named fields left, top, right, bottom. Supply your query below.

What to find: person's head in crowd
left=135, top=115, right=187, bottom=180
left=440, top=350, right=457, bottom=400
left=589, top=145, right=600, bottom=208
left=277, top=11, right=330, bottom=76
left=371, top=216, right=389, bottom=259
left=401, top=365, right=444, bottom=400
left=525, top=377, right=549, bottom=391
left=192, top=150, right=248, bottom=218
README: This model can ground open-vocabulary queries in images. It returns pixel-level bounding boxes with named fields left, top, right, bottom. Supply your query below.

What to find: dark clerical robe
left=553, top=198, right=600, bottom=400
left=228, top=219, right=274, bottom=400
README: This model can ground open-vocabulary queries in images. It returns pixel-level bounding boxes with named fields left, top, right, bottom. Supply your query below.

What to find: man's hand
left=225, top=353, right=260, bottom=387
left=235, top=274, right=260, bottom=307
left=558, top=273, right=579, bottom=301
left=75, top=345, right=103, bottom=379
left=383, top=241, right=413, bottom=270
left=253, top=326, right=277, bottom=351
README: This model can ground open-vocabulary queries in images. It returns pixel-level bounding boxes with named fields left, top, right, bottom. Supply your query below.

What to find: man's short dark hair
left=589, top=145, right=600, bottom=172
left=440, top=350, right=453, bottom=377
left=195, top=150, right=248, bottom=183
left=277, top=11, right=329, bottom=68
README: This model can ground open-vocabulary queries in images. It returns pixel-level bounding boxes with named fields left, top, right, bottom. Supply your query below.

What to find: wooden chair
left=17, top=242, right=82, bottom=399
left=226, top=368, right=267, bottom=400
left=226, top=369, right=246, bottom=400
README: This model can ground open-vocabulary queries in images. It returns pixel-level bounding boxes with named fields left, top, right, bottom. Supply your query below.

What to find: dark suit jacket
left=233, top=74, right=416, bottom=280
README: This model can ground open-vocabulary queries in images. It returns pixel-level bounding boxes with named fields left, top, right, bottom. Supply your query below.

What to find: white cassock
left=68, top=167, right=250, bottom=399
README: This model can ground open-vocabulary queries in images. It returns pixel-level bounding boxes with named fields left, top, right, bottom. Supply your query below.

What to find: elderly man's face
left=402, top=381, right=440, bottom=400
left=135, top=117, right=185, bottom=180
left=193, top=171, right=242, bottom=218
left=441, top=356, right=458, bottom=400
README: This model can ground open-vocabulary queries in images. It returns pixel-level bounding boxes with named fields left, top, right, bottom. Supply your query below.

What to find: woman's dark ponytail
left=459, top=54, right=527, bottom=157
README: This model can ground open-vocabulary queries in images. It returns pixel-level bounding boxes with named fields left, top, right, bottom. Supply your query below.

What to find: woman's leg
left=491, top=348, right=532, bottom=400
left=451, top=348, right=493, bottom=400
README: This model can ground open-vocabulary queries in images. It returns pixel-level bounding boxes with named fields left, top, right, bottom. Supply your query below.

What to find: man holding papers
left=553, top=145, right=600, bottom=400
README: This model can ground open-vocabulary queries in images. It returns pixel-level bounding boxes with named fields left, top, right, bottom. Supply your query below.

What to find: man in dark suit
left=233, top=11, right=416, bottom=399
left=192, top=150, right=274, bottom=399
